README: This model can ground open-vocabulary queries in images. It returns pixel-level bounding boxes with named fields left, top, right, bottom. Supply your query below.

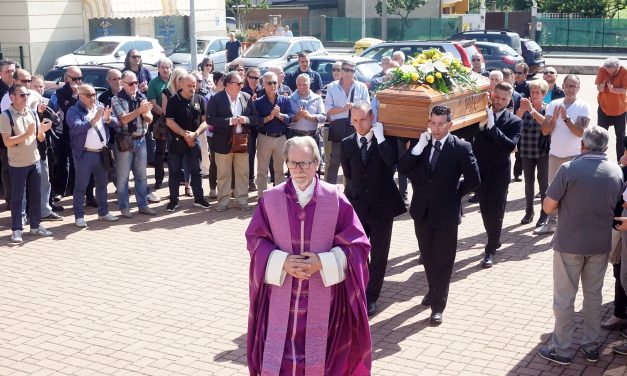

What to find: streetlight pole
left=361, top=0, right=366, bottom=39
left=382, top=0, right=387, bottom=40
left=189, top=0, right=198, bottom=71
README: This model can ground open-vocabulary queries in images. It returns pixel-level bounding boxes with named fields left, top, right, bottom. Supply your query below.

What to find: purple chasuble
left=246, top=178, right=372, bottom=376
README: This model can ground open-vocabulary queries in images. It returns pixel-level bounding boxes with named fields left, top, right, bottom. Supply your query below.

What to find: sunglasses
left=17, top=93, right=30, bottom=98
left=472, top=58, right=482, bottom=61
left=265, top=81, right=278, bottom=86
left=20, top=79, right=32, bottom=83
left=80, top=93, right=97, bottom=98
left=248, top=76, right=260, bottom=80
left=69, top=76, right=83, bottom=82
left=543, top=71, right=556, bottom=75
left=131, top=55, right=142, bottom=59
left=124, top=81, right=138, bottom=86
left=342, top=68, right=356, bottom=73
left=332, top=68, right=341, bottom=72
left=230, top=81, right=243, bottom=86
left=205, top=64, right=213, bottom=67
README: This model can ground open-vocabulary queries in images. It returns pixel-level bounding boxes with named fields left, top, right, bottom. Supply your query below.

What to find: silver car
left=226, top=36, right=326, bottom=73
left=168, top=36, right=229, bottom=72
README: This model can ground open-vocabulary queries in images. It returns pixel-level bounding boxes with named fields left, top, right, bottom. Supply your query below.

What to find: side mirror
left=207, top=50, right=216, bottom=55
left=115, top=50, right=125, bottom=58
left=287, top=54, right=297, bottom=62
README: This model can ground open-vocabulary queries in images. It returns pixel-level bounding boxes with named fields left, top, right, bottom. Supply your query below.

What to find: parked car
left=359, top=40, right=482, bottom=68
left=283, top=55, right=381, bottom=93
left=449, top=30, right=522, bottom=54
left=53, top=36, right=165, bottom=68
left=226, top=17, right=237, bottom=32
left=43, top=64, right=158, bottom=98
left=521, top=38, right=545, bottom=77
left=353, top=38, right=383, bottom=56
left=473, top=41, right=524, bottom=72
left=226, top=36, right=327, bottom=73
left=168, top=36, right=229, bottom=72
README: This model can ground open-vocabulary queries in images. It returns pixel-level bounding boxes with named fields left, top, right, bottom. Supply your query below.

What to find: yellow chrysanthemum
left=426, top=75, right=434, bottom=84
left=435, top=72, right=442, bottom=79
left=411, top=73, right=419, bottom=82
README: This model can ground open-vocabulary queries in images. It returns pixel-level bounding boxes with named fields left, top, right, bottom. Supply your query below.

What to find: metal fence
left=154, top=15, right=190, bottom=55
left=88, top=18, right=132, bottom=39
left=0, top=45, right=25, bottom=68
left=324, top=17, right=459, bottom=42
left=537, top=17, right=627, bottom=47
left=241, top=17, right=316, bottom=37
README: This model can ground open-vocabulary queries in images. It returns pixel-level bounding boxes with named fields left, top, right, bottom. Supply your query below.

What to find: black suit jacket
left=398, top=134, right=480, bottom=227
left=206, top=90, right=259, bottom=154
left=472, top=110, right=522, bottom=186
left=340, top=134, right=406, bottom=222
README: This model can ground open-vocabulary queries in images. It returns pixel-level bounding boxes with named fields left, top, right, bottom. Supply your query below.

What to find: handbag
left=94, top=127, right=115, bottom=171
left=538, top=133, right=551, bottom=153
left=328, top=87, right=355, bottom=142
left=115, top=129, right=134, bottom=152
left=153, top=114, right=168, bottom=141
left=231, top=132, right=248, bottom=153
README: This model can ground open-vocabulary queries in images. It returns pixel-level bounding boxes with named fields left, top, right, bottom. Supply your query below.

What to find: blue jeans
left=116, top=137, right=148, bottom=210
left=10, top=162, right=41, bottom=231
left=168, top=140, right=203, bottom=202
left=73, top=151, right=110, bottom=218
left=40, top=158, right=53, bottom=217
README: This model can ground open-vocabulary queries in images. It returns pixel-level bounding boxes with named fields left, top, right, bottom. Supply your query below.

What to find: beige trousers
left=215, top=152, right=249, bottom=207
left=256, top=133, right=286, bottom=196
left=200, top=134, right=210, bottom=176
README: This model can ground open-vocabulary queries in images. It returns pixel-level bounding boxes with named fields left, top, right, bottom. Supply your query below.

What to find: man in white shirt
left=535, top=74, right=591, bottom=235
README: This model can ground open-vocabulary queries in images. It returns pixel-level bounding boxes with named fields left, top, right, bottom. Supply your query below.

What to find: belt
left=132, top=135, right=144, bottom=140
left=260, top=131, right=284, bottom=138
left=84, top=147, right=102, bottom=152
left=290, top=129, right=317, bottom=136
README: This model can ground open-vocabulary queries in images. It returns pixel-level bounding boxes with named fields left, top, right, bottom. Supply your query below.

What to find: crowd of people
left=1, top=48, right=627, bottom=371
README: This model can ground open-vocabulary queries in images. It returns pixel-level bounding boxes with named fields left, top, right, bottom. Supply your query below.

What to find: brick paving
left=2, top=75, right=627, bottom=375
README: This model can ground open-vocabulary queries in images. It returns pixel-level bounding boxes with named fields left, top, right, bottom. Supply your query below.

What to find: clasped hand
left=282, top=252, right=322, bottom=280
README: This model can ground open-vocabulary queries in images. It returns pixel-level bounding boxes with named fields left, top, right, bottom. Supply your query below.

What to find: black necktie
left=430, top=140, right=441, bottom=171
left=494, top=112, right=498, bottom=124
left=360, top=137, right=368, bottom=165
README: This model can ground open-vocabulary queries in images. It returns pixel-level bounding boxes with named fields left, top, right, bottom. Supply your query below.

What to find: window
left=287, top=42, right=303, bottom=56
left=117, top=42, right=135, bottom=56
left=209, top=40, right=222, bottom=52
left=134, top=40, right=153, bottom=51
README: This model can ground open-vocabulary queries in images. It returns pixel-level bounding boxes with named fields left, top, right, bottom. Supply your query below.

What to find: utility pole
left=361, top=0, right=366, bottom=39
left=382, top=0, right=387, bottom=40
left=189, top=0, right=198, bottom=71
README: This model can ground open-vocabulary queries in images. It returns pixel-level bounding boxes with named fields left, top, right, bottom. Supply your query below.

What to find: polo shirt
left=225, top=40, right=241, bottom=62
left=255, top=94, right=291, bottom=135
left=595, top=65, right=627, bottom=116
left=0, top=106, right=39, bottom=167
left=286, top=68, right=323, bottom=93
left=147, top=76, right=168, bottom=106
left=165, top=92, right=206, bottom=134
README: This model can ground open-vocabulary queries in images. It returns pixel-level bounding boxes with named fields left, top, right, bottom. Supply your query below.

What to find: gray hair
left=106, top=68, right=121, bottom=80
left=563, top=74, right=580, bottom=85
left=296, top=73, right=310, bottom=84
left=157, top=57, right=173, bottom=69
left=392, top=50, right=405, bottom=61
left=381, top=56, right=392, bottom=64
left=489, top=70, right=503, bottom=81
left=262, top=71, right=277, bottom=82
left=582, top=126, right=609, bottom=152
left=283, top=136, right=321, bottom=164
left=121, top=70, right=136, bottom=81
left=603, top=57, right=622, bottom=70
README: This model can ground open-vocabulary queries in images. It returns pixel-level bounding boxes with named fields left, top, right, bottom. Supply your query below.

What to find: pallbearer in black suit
left=340, top=101, right=406, bottom=317
left=398, top=106, right=480, bottom=325
left=473, top=82, right=523, bottom=268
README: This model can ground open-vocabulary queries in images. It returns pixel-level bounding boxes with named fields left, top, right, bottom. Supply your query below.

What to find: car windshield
left=524, top=40, right=541, bottom=50
left=172, top=40, right=210, bottom=54
left=243, top=42, right=289, bottom=58
left=357, top=62, right=382, bottom=78
left=360, top=47, right=393, bottom=61
left=74, top=41, right=119, bottom=56
left=499, top=45, right=519, bottom=56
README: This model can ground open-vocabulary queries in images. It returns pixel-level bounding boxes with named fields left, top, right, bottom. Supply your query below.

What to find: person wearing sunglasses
left=542, top=67, right=564, bottom=104
left=111, top=70, right=156, bottom=219
left=206, top=71, right=259, bottom=212
left=243, top=67, right=263, bottom=192
left=513, top=63, right=531, bottom=99
left=324, top=59, right=370, bottom=184
left=66, top=84, right=119, bottom=228
left=470, top=53, right=489, bottom=77
left=0, top=59, right=17, bottom=210
left=122, top=49, right=150, bottom=95
left=198, top=57, right=215, bottom=94
left=1, top=84, right=54, bottom=243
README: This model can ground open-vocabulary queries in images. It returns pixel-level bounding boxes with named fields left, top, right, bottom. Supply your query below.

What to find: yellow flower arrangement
left=425, top=75, right=434, bottom=84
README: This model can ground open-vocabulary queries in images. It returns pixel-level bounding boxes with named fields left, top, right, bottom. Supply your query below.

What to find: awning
left=441, top=0, right=463, bottom=5
left=162, top=0, right=219, bottom=16
left=83, top=0, right=164, bottom=19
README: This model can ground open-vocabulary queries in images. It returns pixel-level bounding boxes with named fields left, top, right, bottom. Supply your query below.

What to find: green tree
left=375, top=0, right=427, bottom=38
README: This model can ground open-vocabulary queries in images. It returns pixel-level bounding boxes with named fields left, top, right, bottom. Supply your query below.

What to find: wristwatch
left=564, top=117, right=571, bottom=124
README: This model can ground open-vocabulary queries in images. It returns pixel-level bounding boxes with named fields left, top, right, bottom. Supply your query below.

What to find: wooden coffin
left=377, top=74, right=490, bottom=138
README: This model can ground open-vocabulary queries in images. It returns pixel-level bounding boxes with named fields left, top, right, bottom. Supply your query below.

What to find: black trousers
left=52, top=138, right=74, bottom=197
left=613, top=263, right=627, bottom=318
left=513, top=149, right=523, bottom=178
left=154, top=139, right=167, bottom=185
left=598, top=108, right=626, bottom=162
left=0, top=147, right=10, bottom=208
left=478, top=181, right=509, bottom=255
left=414, top=219, right=458, bottom=313
left=363, top=216, right=394, bottom=304
left=522, top=155, right=549, bottom=216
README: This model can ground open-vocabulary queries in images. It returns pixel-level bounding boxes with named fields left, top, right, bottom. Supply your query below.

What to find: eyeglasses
left=472, top=58, right=482, bottom=62
left=264, top=81, right=278, bottom=86
left=80, top=93, right=97, bottom=98
left=229, top=81, right=243, bottom=86
left=514, top=71, right=525, bottom=75
left=15, top=93, right=30, bottom=98
left=428, top=120, right=449, bottom=128
left=196, top=80, right=203, bottom=83
left=248, top=76, right=260, bottom=80
left=543, top=71, right=556, bottom=75
left=204, top=64, right=213, bottom=67
left=332, top=68, right=341, bottom=72
left=19, top=79, right=32, bottom=83
left=69, top=76, right=83, bottom=82
left=124, top=81, right=138, bottom=86
left=342, top=68, right=356, bottom=73
left=563, top=83, right=579, bottom=89
left=286, top=161, right=314, bottom=170
left=131, top=55, right=142, bottom=59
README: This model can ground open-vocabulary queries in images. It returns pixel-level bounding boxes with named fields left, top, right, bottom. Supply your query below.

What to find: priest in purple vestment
left=246, top=136, right=372, bottom=376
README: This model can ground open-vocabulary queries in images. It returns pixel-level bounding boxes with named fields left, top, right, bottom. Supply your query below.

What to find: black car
left=449, top=30, right=522, bottom=55
left=283, top=54, right=381, bottom=93
left=473, top=41, right=524, bottom=72
left=43, top=64, right=157, bottom=98
left=521, top=38, right=545, bottom=77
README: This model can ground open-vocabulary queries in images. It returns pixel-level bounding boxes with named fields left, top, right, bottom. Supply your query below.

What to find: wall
left=344, top=0, right=440, bottom=19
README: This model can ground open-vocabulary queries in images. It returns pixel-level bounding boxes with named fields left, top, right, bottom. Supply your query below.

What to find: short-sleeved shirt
left=111, top=92, right=149, bottom=138
left=165, top=92, right=206, bottom=133
left=546, top=98, right=591, bottom=158
left=226, top=40, right=241, bottom=62
left=519, top=105, right=547, bottom=159
left=547, top=152, right=623, bottom=255
left=324, top=80, right=370, bottom=122
left=0, top=106, right=39, bottom=167
left=595, top=65, right=627, bottom=116
left=147, top=76, right=168, bottom=107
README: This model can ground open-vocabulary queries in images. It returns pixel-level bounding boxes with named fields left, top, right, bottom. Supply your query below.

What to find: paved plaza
left=2, top=75, right=627, bottom=375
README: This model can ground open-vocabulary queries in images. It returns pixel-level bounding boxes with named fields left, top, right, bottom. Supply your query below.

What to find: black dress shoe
left=430, top=312, right=443, bottom=325
left=421, top=293, right=432, bottom=306
left=512, top=176, right=522, bottom=182
left=367, top=302, right=376, bottom=317
left=520, top=212, right=534, bottom=225
left=481, top=255, right=494, bottom=268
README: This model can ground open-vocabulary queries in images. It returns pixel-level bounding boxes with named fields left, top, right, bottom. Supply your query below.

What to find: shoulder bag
left=94, top=126, right=115, bottom=171
left=328, top=87, right=355, bottom=142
